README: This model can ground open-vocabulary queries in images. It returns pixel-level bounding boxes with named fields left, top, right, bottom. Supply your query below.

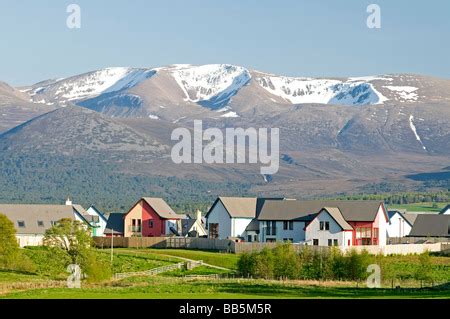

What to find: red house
left=123, top=197, right=181, bottom=237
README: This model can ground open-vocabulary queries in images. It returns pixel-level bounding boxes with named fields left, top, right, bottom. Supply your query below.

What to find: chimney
left=65, top=197, right=72, bottom=206
left=196, top=210, right=202, bottom=222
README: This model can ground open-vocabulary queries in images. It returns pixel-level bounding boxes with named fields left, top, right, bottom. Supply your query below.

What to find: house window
left=131, top=219, right=142, bottom=233
left=148, top=220, right=154, bottom=228
left=37, top=221, right=44, bottom=227
left=328, top=239, right=333, bottom=246
left=356, top=227, right=373, bottom=245
left=247, top=235, right=252, bottom=242
left=313, top=239, right=319, bottom=246
left=320, top=221, right=330, bottom=231
left=283, top=238, right=293, bottom=242
left=283, top=221, right=294, bottom=230
left=333, top=239, right=338, bottom=246
left=17, top=220, right=25, bottom=228
left=209, top=223, right=219, bottom=239
left=266, top=221, right=277, bottom=236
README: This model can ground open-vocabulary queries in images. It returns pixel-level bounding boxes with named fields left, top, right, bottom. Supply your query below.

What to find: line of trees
left=237, top=244, right=372, bottom=282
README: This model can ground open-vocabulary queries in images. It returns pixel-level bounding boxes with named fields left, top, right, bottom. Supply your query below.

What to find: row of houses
left=1, top=196, right=449, bottom=248
left=205, top=197, right=389, bottom=247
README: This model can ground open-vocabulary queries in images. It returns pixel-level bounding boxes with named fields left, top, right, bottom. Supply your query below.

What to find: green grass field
left=1, top=248, right=449, bottom=299
left=388, top=202, right=448, bottom=212
left=2, top=276, right=449, bottom=299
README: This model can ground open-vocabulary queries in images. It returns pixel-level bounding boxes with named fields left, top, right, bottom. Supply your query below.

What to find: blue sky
left=1, top=0, right=450, bottom=85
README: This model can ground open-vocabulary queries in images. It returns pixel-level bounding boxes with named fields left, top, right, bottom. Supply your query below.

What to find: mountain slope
left=0, top=81, right=55, bottom=133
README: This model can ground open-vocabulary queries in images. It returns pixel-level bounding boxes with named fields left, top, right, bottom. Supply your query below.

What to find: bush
left=345, top=249, right=371, bottom=281
left=272, top=243, right=301, bottom=279
left=237, top=243, right=376, bottom=282
left=0, top=214, right=36, bottom=273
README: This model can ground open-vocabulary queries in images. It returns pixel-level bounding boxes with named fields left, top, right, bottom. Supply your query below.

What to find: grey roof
left=218, top=197, right=257, bottom=218
left=258, top=200, right=385, bottom=222
left=141, top=197, right=180, bottom=219
left=408, top=214, right=450, bottom=237
left=206, top=197, right=285, bottom=219
left=0, top=204, right=74, bottom=235
left=320, top=207, right=353, bottom=231
left=388, top=210, right=418, bottom=227
left=104, top=213, right=125, bottom=235
left=245, top=218, right=260, bottom=232
left=72, top=204, right=99, bottom=225
left=87, top=205, right=108, bottom=222
left=440, top=204, right=450, bottom=214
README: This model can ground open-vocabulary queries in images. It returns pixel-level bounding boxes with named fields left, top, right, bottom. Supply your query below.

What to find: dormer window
left=37, top=220, right=44, bottom=227
left=17, top=220, right=25, bottom=228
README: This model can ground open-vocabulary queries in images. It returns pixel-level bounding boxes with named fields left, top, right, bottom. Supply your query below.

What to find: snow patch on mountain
left=220, top=111, right=239, bottom=118
left=170, top=64, right=251, bottom=109
left=256, top=75, right=388, bottom=105
left=409, top=115, right=426, bottom=150
left=31, top=67, right=155, bottom=103
left=384, top=86, right=418, bottom=101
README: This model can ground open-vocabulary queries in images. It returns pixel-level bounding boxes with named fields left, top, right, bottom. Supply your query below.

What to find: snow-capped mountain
left=28, top=67, right=156, bottom=105
left=170, top=64, right=251, bottom=109
left=255, top=74, right=389, bottom=105
left=26, top=64, right=436, bottom=114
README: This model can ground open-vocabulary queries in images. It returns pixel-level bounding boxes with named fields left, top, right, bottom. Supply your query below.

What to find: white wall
left=231, top=217, right=253, bottom=238
left=207, top=201, right=232, bottom=239
left=187, top=219, right=207, bottom=237
left=387, top=212, right=412, bottom=238
left=86, top=207, right=107, bottom=237
left=258, top=221, right=306, bottom=243
left=16, top=234, right=44, bottom=247
left=165, top=219, right=178, bottom=235
left=305, top=212, right=347, bottom=247
left=375, top=205, right=388, bottom=246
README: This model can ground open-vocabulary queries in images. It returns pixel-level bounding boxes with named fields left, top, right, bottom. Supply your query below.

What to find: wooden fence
left=94, top=236, right=234, bottom=251
left=94, top=237, right=450, bottom=255
left=114, top=260, right=204, bottom=279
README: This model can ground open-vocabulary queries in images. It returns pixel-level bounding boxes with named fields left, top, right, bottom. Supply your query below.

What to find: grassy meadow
left=0, top=247, right=449, bottom=299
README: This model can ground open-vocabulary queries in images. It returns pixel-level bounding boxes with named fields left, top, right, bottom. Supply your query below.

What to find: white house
left=305, top=207, right=353, bottom=247
left=257, top=199, right=309, bottom=243
left=256, top=199, right=388, bottom=247
left=387, top=210, right=418, bottom=238
left=181, top=210, right=207, bottom=237
left=0, top=204, right=75, bottom=247
left=86, top=206, right=108, bottom=236
left=206, top=197, right=257, bottom=239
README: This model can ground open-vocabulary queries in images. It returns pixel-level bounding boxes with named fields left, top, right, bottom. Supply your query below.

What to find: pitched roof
left=0, top=204, right=74, bottom=235
left=258, top=200, right=384, bottom=222
left=207, top=197, right=258, bottom=219
left=245, top=218, right=260, bottom=232
left=72, top=204, right=99, bottom=225
left=142, top=197, right=180, bottom=219
left=180, top=218, right=206, bottom=236
left=87, top=206, right=108, bottom=222
left=408, top=214, right=450, bottom=237
left=320, top=207, right=353, bottom=231
left=104, top=213, right=125, bottom=235
left=403, top=213, right=418, bottom=226
left=440, top=204, right=450, bottom=214
left=388, top=210, right=418, bottom=227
